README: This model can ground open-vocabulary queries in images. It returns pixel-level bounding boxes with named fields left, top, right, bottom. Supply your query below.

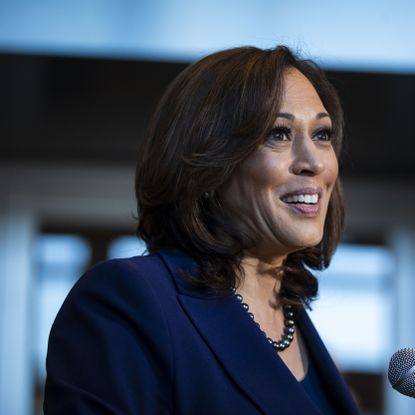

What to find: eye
left=266, top=125, right=291, bottom=142
left=313, top=127, right=333, bottom=141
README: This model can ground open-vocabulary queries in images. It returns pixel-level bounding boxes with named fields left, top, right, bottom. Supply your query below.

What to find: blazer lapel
left=297, top=311, right=361, bottom=415
left=158, top=248, right=324, bottom=415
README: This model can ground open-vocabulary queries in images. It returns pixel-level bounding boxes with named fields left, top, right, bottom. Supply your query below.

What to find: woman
left=44, top=46, right=360, bottom=414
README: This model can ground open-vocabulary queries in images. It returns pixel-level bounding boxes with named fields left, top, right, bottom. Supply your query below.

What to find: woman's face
left=219, top=68, right=338, bottom=260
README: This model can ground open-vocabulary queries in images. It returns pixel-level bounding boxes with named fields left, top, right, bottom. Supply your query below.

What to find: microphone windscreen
left=388, top=348, right=415, bottom=397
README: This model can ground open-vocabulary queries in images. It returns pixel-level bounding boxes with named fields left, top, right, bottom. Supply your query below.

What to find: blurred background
left=1, top=1, right=415, bottom=414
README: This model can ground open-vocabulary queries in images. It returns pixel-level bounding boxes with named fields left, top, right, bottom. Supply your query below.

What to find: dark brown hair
left=135, top=45, right=345, bottom=308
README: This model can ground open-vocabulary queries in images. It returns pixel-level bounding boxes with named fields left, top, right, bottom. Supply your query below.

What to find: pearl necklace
left=233, top=289, right=295, bottom=352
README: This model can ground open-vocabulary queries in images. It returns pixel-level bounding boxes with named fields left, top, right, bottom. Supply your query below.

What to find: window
left=107, top=236, right=147, bottom=259
left=310, top=244, right=394, bottom=372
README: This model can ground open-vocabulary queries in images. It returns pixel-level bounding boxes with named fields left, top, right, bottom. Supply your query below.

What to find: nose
left=290, top=136, right=325, bottom=176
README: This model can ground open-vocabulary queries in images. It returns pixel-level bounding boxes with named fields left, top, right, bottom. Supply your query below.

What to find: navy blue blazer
left=44, top=248, right=360, bottom=414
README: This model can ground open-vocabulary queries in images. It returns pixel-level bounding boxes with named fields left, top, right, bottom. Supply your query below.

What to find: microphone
left=388, top=348, right=415, bottom=397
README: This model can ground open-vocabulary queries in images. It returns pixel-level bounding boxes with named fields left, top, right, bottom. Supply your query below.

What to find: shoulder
left=70, top=253, right=175, bottom=301
left=79, top=253, right=170, bottom=283
left=49, top=253, right=177, bottom=366
left=52, top=253, right=179, bottom=341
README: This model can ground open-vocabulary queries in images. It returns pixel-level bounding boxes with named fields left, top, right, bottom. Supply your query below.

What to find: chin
left=285, top=229, right=324, bottom=251
left=303, top=232, right=324, bottom=248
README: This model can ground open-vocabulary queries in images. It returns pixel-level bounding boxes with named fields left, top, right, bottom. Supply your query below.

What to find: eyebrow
left=276, top=112, right=331, bottom=120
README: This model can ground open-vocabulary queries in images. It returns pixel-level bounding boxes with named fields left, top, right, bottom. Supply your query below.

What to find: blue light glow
left=1, top=0, right=415, bottom=73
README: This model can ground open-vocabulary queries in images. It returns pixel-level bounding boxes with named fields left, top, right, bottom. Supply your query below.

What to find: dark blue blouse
left=300, top=356, right=337, bottom=415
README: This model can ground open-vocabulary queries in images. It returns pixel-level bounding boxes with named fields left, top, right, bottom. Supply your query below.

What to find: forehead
left=280, top=68, right=326, bottom=111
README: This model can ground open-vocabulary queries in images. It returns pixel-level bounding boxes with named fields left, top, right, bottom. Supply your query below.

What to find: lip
left=280, top=187, right=323, bottom=217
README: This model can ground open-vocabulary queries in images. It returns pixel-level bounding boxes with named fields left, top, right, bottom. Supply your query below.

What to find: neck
left=237, top=253, right=286, bottom=308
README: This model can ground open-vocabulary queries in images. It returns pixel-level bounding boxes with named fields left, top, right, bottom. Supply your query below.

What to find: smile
left=282, top=193, right=319, bottom=204
left=280, top=187, right=323, bottom=217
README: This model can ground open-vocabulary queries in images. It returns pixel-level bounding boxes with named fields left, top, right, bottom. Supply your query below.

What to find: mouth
left=280, top=187, right=322, bottom=217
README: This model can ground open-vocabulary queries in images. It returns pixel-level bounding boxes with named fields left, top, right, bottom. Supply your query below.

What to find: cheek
left=243, top=151, right=284, bottom=187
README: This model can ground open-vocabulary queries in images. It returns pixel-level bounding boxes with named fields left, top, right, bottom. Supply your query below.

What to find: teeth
left=284, top=194, right=319, bottom=204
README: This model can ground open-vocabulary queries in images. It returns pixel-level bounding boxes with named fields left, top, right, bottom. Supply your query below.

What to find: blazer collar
left=158, top=248, right=359, bottom=415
